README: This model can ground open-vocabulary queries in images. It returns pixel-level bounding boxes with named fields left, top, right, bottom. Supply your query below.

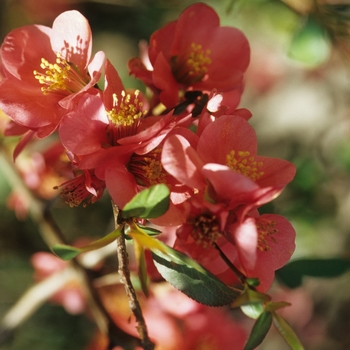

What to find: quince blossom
left=59, top=61, right=191, bottom=210
left=0, top=10, right=105, bottom=137
left=161, top=115, right=296, bottom=290
left=128, top=2, right=250, bottom=109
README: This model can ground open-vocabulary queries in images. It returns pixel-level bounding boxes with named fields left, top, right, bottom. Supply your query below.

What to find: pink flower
left=173, top=196, right=238, bottom=278
left=163, top=115, right=295, bottom=203
left=54, top=169, right=106, bottom=207
left=129, top=3, right=250, bottom=109
left=161, top=115, right=296, bottom=290
left=59, top=61, right=192, bottom=211
left=31, top=252, right=86, bottom=314
left=182, top=306, right=247, bottom=350
left=0, top=10, right=105, bottom=137
left=196, top=90, right=252, bottom=137
left=228, top=213, right=296, bottom=291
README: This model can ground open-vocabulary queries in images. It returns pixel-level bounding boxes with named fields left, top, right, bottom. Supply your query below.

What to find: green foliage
left=136, top=224, right=162, bottom=236
left=133, top=239, right=149, bottom=297
left=51, top=245, right=82, bottom=260
left=52, top=228, right=121, bottom=260
left=241, top=303, right=265, bottom=320
left=244, top=311, right=273, bottom=350
left=276, top=257, right=350, bottom=288
left=127, top=224, right=240, bottom=305
left=152, top=249, right=240, bottom=306
left=232, top=285, right=271, bottom=311
left=121, top=184, right=170, bottom=219
left=272, top=311, right=305, bottom=350
left=288, top=16, right=331, bottom=66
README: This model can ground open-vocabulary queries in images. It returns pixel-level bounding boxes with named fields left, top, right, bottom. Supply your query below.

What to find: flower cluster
left=0, top=2, right=297, bottom=347
left=0, top=2, right=295, bottom=291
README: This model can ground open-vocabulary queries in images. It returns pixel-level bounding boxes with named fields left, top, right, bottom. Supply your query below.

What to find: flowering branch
left=0, top=3, right=304, bottom=349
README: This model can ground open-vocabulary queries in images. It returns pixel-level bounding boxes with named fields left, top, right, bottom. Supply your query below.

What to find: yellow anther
left=128, top=148, right=167, bottom=187
left=191, top=214, right=221, bottom=249
left=33, top=52, right=88, bottom=95
left=172, top=42, right=212, bottom=85
left=226, top=150, right=264, bottom=181
left=256, top=219, right=278, bottom=252
left=106, top=90, right=144, bottom=127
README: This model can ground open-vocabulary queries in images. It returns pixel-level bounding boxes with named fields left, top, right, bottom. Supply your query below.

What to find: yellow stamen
left=33, top=52, right=88, bottom=95
left=106, top=90, right=144, bottom=126
left=191, top=214, right=221, bottom=249
left=226, top=150, right=264, bottom=181
left=128, top=149, right=167, bottom=187
left=106, top=90, right=145, bottom=142
left=256, top=219, right=278, bottom=252
left=172, top=42, right=211, bottom=85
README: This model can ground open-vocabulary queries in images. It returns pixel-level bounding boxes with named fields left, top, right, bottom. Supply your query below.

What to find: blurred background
left=0, top=0, right=350, bottom=349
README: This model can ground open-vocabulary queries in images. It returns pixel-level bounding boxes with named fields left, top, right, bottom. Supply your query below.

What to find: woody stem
left=113, top=203, right=154, bottom=350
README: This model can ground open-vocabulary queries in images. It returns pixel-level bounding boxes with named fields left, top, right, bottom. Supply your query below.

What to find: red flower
left=31, top=252, right=86, bottom=314
left=129, top=3, right=250, bottom=109
left=59, top=61, right=192, bottom=210
left=161, top=115, right=296, bottom=289
left=162, top=115, right=295, bottom=202
left=54, top=169, right=106, bottom=207
left=228, top=213, right=296, bottom=291
left=0, top=10, right=105, bottom=137
left=173, top=196, right=237, bottom=279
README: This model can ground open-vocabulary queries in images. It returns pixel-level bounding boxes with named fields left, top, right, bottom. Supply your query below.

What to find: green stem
left=213, top=242, right=247, bottom=284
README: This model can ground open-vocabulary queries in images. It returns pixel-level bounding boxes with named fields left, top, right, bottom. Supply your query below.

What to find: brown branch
left=113, top=203, right=155, bottom=350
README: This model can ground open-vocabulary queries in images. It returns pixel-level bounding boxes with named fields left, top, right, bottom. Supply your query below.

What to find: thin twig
left=213, top=242, right=247, bottom=283
left=113, top=203, right=155, bottom=350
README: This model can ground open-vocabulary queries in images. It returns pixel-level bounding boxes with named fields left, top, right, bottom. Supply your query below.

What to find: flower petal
left=59, top=93, right=108, bottom=155
left=197, top=115, right=257, bottom=165
left=51, top=10, right=92, bottom=72
left=1, top=25, right=53, bottom=81
left=162, top=134, right=204, bottom=190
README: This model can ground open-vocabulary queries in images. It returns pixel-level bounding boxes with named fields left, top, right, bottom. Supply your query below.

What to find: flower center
left=128, top=148, right=167, bottom=187
left=106, top=90, right=145, bottom=143
left=54, top=170, right=105, bottom=207
left=256, top=218, right=278, bottom=252
left=33, top=52, right=89, bottom=95
left=226, top=150, right=264, bottom=181
left=172, top=42, right=211, bottom=85
left=191, top=213, right=221, bottom=248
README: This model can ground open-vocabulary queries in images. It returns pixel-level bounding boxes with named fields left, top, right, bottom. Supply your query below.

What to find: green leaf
left=241, top=303, right=265, bottom=320
left=231, top=285, right=271, bottom=309
left=276, top=258, right=350, bottom=288
left=52, top=229, right=121, bottom=260
left=137, top=224, right=162, bottom=236
left=152, top=248, right=240, bottom=306
left=288, top=16, right=331, bottom=67
left=244, top=311, right=273, bottom=350
left=133, top=239, right=149, bottom=297
left=128, top=226, right=240, bottom=306
left=246, top=278, right=260, bottom=287
left=51, top=245, right=82, bottom=260
left=273, top=312, right=305, bottom=350
left=265, top=301, right=291, bottom=312
left=127, top=226, right=169, bottom=254
left=121, top=184, right=170, bottom=219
